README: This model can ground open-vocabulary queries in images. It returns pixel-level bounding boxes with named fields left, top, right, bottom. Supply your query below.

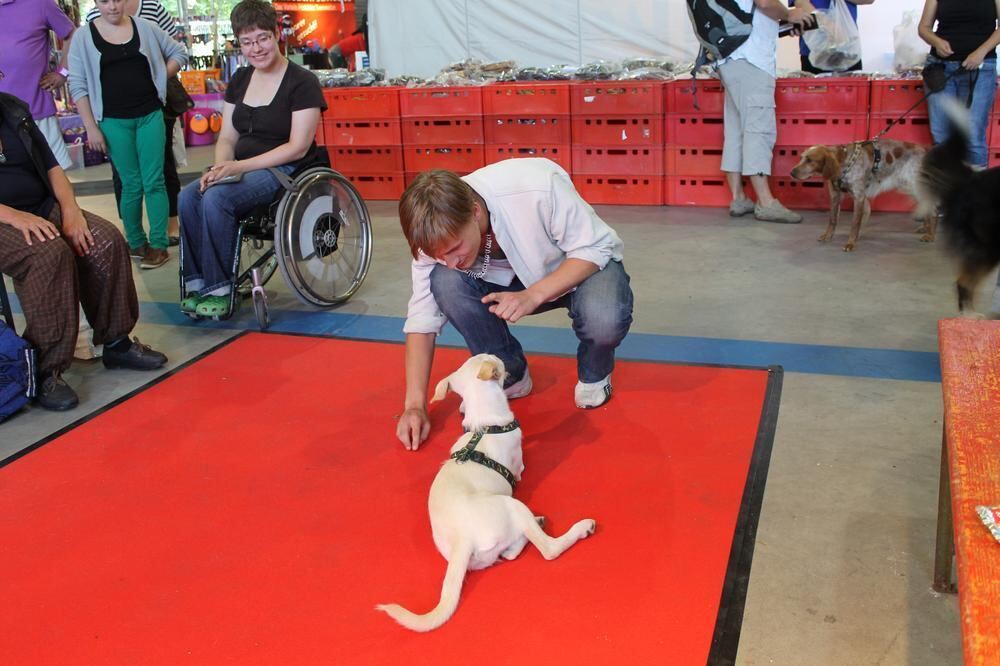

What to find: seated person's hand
left=481, top=289, right=543, bottom=323
left=396, top=406, right=430, bottom=451
left=6, top=211, right=60, bottom=246
left=61, top=207, right=95, bottom=256
left=200, top=160, right=245, bottom=191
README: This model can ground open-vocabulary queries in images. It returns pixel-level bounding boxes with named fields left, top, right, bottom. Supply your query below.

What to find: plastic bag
left=802, top=0, right=862, bottom=71
left=893, top=10, right=928, bottom=72
left=172, top=120, right=187, bottom=168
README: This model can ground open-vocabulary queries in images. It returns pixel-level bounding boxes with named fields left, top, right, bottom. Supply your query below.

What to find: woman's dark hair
left=230, top=0, right=277, bottom=38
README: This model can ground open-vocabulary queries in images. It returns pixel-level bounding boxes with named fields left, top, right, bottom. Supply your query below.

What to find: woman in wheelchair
left=178, top=0, right=327, bottom=318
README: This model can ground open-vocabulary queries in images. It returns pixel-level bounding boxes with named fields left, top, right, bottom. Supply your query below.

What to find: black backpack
left=686, top=0, right=756, bottom=64
left=0, top=320, right=36, bottom=422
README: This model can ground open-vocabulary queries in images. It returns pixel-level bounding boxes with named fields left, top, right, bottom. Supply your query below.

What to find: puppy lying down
left=377, top=354, right=597, bottom=632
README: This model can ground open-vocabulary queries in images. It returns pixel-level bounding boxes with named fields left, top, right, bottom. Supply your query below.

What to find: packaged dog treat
left=976, top=506, right=1000, bottom=544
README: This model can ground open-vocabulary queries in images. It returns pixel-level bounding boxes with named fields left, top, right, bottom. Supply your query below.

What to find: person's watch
left=57, top=66, right=69, bottom=78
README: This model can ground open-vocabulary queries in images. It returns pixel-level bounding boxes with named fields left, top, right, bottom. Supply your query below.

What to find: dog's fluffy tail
left=375, top=545, right=472, bottom=632
left=920, top=96, right=973, bottom=203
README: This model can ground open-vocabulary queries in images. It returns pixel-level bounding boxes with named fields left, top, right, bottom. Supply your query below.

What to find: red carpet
left=0, top=333, right=780, bottom=665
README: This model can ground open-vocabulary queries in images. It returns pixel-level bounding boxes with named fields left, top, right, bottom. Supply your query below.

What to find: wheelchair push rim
left=274, top=167, right=374, bottom=307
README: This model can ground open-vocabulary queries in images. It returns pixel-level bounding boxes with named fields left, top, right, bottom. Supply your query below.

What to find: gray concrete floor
left=4, top=148, right=985, bottom=664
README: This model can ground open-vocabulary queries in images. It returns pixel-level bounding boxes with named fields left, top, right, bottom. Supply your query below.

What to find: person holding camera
left=719, top=0, right=817, bottom=224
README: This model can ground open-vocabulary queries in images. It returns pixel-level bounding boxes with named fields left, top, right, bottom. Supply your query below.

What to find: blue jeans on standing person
left=178, top=165, right=296, bottom=296
left=428, top=260, right=634, bottom=386
left=926, top=56, right=998, bottom=168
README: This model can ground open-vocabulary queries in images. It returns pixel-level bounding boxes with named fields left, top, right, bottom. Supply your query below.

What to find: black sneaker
left=37, top=371, right=79, bottom=411
left=102, top=337, right=167, bottom=370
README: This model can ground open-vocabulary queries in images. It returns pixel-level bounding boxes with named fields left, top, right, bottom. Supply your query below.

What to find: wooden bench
left=934, top=318, right=1000, bottom=664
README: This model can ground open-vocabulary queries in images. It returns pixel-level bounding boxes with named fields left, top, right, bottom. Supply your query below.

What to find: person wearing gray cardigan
left=68, top=10, right=187, bottom=269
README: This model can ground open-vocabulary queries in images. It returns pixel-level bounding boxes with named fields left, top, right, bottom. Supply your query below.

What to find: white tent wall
left=369, top=0, right=927, bottom=79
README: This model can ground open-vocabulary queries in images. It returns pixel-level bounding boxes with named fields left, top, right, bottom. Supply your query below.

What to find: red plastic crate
left=666, top=79, right=726, bottom=114
left=484, top=115, right=571, bottom=144
left=404, top=171, right=474, bottom=187
left=989, top=114, right=1000, bottom=147
left=315, top=118, right=325, bottom=146
left=572, top=115, right=664, bottom=146
left=870, top=190, right=918, bottom=213
left=572, top=173, right=664, bottom=206
left=572, top=146, right=664, bottom=175
left=771, top=146, right=810, bottom=178
left=403, top=144, right=485, bottom=173
left=399, top=87, right=483, bottom=117
left=323, top=87, right=400, bottom=119
left=770, top=178, right=829, bottom=210
left=867, top=114, right=933, bottom=144
left=870, top=79, right=929, bottom=115
left=666, top=115, right=725, bottom=146
left=570, top=81, right=665, bottom=115
left=323, top=118, right=401, bottom=146
left=401, top=116, right=483, bottom=144
left=664, top=146, right=724, bottom=176
left=776, top=114, right=868, bottom=145
left=343, top=172, right=405, bottom=200
left=484, top=144, right=572, bottom=173
left=327, top=145, right=405, bottom=172
left=664, top=176, right=741, bottom=207
left=483, top=82, right=570, bottom=115
left=775, top=78, right=870, bottom=115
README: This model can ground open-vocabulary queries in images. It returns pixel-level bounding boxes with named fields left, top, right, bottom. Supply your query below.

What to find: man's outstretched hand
left=396, top=406, right=430, bottom=451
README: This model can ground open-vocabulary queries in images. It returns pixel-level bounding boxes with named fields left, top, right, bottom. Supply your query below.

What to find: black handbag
left=164, top=76, right=195, bottom=119
left=922, top=61, right=948, bottom=93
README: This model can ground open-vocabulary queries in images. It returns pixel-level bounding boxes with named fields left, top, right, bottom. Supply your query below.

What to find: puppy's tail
left=920, top=96, right=973, bottom=202
left=375, top=545, right=472, bottom=632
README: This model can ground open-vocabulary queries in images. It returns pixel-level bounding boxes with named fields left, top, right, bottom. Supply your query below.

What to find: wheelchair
left=180, top=165, right=374, bottom=330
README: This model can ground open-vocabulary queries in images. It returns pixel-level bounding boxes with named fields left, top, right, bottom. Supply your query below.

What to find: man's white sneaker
left=575, top=374, right=612, bottom=409
left=504, top=368, right=533, bottom=399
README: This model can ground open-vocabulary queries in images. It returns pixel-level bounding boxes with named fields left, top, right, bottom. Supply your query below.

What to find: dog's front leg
left=844, top=196, right=869, bottom=251
left=820, top=185, right=841, bottom=242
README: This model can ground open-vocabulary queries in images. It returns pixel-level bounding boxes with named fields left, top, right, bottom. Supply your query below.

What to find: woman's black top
left=934, top=0, right=999, bottom=61
left=90, top=18, right=161, bottom=119
left=225, top=61, right=327, bottom=167
left=0, top=116, right=57, bottom=218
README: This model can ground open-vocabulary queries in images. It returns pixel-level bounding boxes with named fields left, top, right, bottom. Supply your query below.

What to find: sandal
left=180, top=294, right=203, bottom=313
left=194, top=295, right=233, bottom=318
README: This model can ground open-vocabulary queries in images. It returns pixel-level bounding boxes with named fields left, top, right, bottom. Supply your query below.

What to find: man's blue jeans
left=428, top=260, right=634, bottom=386
left=926, top=56, right=998, bottom=168
left=178, top=166, right=295, bottom=296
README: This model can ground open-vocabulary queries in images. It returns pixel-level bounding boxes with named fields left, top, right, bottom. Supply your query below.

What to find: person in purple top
left=791, top=0, right=874, bottom=73
left=0, top=0, right=76, bottom=170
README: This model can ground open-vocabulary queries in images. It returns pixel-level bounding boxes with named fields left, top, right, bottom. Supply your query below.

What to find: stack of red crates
left=570, top=81, right=666, bottom=205
left=322, top=87, right=405, bottom=200
left=400, top=87, right=485, bottom=186
left=771, top=77, right=871, bottom=210
left=864, top=79, right=932, bottom=211
left=992, top=95, right=1000, bottom=167
left=482, top=82, right=572, bottom=173
left=663, top=79, right=730, bottom=206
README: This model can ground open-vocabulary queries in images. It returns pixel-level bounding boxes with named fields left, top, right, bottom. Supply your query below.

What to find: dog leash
left=451, top=420, right=521, bottom=490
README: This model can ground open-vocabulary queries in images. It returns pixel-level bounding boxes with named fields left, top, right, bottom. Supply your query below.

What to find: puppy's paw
left=842, top=242, right=855, bottom=252
left=817, top=233, right=833, bottom=243
left=580, top=519, right=597, bottom=537
left=919, top=233, right=935, bottom=243
left=534, top=515, right=546, bottom=527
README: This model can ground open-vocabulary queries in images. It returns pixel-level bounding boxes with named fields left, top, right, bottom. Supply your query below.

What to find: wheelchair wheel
left=236, top=237, right=278, bottom=298
left=273, top=167, right=373, bottom=307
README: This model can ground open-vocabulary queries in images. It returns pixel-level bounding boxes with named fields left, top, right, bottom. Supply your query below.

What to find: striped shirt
left=86, top=0, right=178, bottom=38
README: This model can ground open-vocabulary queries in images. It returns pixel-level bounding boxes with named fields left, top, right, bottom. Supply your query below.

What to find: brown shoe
left=129, top=243, right=148, bottom=259
left=140, top=246, right=170, bottom=269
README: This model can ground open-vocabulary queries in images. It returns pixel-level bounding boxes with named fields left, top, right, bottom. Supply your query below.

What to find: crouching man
left=395, top=159, right=634, bottom=450
left=0, top=92, right=167, bottom=411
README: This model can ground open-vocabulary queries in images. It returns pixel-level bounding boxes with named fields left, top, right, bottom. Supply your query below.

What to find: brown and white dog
left=790, top=140, right=930, bottom=251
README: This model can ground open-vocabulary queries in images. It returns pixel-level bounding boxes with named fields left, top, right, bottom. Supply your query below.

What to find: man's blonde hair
left=398, top=170, right=476, bottom=259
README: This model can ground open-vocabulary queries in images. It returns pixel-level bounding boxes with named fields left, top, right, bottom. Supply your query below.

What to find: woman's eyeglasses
left=239, top=33, right=274, bottom=50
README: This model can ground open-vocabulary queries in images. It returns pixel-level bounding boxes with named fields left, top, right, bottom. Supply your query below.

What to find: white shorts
left=35, top=114, right=73, bottom=171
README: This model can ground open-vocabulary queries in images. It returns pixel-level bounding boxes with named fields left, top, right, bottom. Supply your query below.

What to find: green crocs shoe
left=194, top=295, right=233, bottom=318
left=180, top=294, right=204, bottom=313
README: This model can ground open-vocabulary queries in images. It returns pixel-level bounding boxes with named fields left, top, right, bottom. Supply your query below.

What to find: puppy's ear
left=476, top=359, right=503, bottom=382
left=431, top=375, right=451, bottom=402
left=820, top=148, right=841, bottom=181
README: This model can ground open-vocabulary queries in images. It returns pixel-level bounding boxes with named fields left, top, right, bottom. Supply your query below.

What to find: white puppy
left=376, top=354, right=597, bottom=632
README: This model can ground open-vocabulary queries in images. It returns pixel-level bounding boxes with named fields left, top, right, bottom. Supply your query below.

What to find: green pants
left=100, top=109, right=169, bottom=250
